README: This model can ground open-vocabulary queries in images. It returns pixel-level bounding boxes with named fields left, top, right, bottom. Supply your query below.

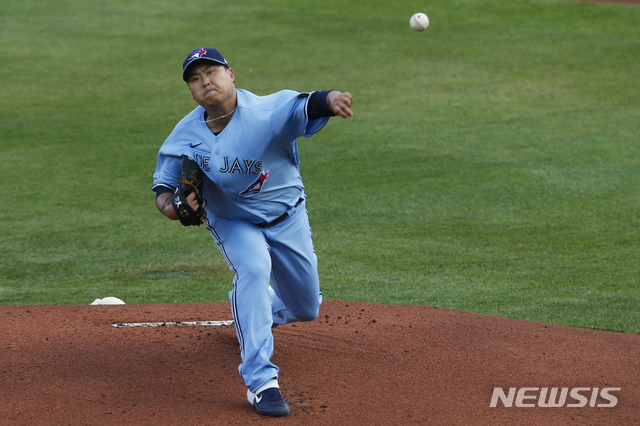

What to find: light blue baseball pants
left=206, top=198, right=322, bottom=392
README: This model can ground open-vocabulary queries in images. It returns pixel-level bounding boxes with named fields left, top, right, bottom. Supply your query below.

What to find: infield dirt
left=1, top=300, right=638, bottom=425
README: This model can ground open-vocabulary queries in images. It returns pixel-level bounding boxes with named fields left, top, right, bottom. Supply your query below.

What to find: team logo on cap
left=190, top=48, right=207, bottom=60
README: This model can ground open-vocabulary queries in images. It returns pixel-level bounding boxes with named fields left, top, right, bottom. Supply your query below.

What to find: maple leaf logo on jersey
left=239, top=171, right=269, bottom=195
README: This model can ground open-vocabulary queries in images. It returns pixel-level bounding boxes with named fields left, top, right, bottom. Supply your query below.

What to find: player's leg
left=206, top=217, right=278, bottom=392
left=264, top=199, right=322, bottom=326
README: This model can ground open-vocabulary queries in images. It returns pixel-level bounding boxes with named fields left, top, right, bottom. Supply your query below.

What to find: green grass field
left=1, top=0, right=639, bottom=333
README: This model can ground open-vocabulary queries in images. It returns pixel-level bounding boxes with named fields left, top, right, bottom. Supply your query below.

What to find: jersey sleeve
left=152, top=108, right=204, bottom=193
left=271, top=90, right=330, bottom=142
left=152, top=148, right=181, bottom=194
left=152, top=128, right=188, bottom=193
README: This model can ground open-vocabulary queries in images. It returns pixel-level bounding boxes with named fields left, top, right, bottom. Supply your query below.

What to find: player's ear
left=228, top=68, right=235, bottom=82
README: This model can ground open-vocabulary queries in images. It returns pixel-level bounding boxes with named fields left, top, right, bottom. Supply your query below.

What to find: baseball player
left=152, top=47, right=353, bottom=417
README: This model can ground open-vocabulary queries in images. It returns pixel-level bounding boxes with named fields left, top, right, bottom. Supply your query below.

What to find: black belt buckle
left=256, top=198, right=304, bottom=228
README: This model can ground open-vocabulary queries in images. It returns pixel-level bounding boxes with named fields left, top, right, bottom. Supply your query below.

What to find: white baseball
left=410, top=13, right=429, bottom=32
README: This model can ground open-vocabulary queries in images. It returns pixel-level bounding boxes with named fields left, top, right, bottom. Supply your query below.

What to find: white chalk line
left=113, top=320, right=234, bottom=328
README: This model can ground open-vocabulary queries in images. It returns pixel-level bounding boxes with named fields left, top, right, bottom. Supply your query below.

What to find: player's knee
left=296, top=311, right=319, bottom=322
left=294, top=299, right=321, bottom=322
left=240, top=263, right=271, bottom=285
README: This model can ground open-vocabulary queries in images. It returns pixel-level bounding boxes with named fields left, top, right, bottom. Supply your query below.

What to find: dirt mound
left=1, top=301, right=638, bottom=425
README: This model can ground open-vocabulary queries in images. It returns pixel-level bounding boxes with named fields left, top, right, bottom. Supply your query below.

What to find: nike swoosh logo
left=190, top=143, right=202, bottom=148
left=255, top=394, right=262, bottom=404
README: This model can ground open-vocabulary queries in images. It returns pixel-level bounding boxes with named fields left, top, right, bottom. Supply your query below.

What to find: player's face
left=186, top=63, right=236, bottom=108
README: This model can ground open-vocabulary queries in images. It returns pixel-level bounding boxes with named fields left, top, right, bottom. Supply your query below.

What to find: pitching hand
left=328, top=91, right=353, bottom=119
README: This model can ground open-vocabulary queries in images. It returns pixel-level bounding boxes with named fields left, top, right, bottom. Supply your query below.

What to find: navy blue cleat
left=247, top=387, right=291, bottom=417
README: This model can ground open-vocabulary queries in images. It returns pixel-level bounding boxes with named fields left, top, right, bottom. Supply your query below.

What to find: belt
left=255, top=198, right=304, bottom=228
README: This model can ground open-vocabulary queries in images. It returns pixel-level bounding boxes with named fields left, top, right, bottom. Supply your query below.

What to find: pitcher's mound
left=1, top=300, right=638, bottom=425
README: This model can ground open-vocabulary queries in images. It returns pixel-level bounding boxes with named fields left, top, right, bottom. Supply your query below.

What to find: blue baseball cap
left=182, top=47, right=229, bottom=81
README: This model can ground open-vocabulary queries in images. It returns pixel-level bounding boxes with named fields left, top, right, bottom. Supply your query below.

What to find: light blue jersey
left=153, top=89, right=329, bottom=223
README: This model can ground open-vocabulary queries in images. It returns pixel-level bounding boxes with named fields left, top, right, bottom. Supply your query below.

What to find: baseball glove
left=171, top=155, right=207, bottom=226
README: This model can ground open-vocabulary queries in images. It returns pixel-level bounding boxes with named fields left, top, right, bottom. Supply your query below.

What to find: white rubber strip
left=112, top=320, right=234, bottom=328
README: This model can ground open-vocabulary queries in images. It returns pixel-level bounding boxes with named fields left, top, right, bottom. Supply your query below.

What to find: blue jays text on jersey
left=218, top=157, right=263, bottom=174
left=191, top=154, right=263, bottom=175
